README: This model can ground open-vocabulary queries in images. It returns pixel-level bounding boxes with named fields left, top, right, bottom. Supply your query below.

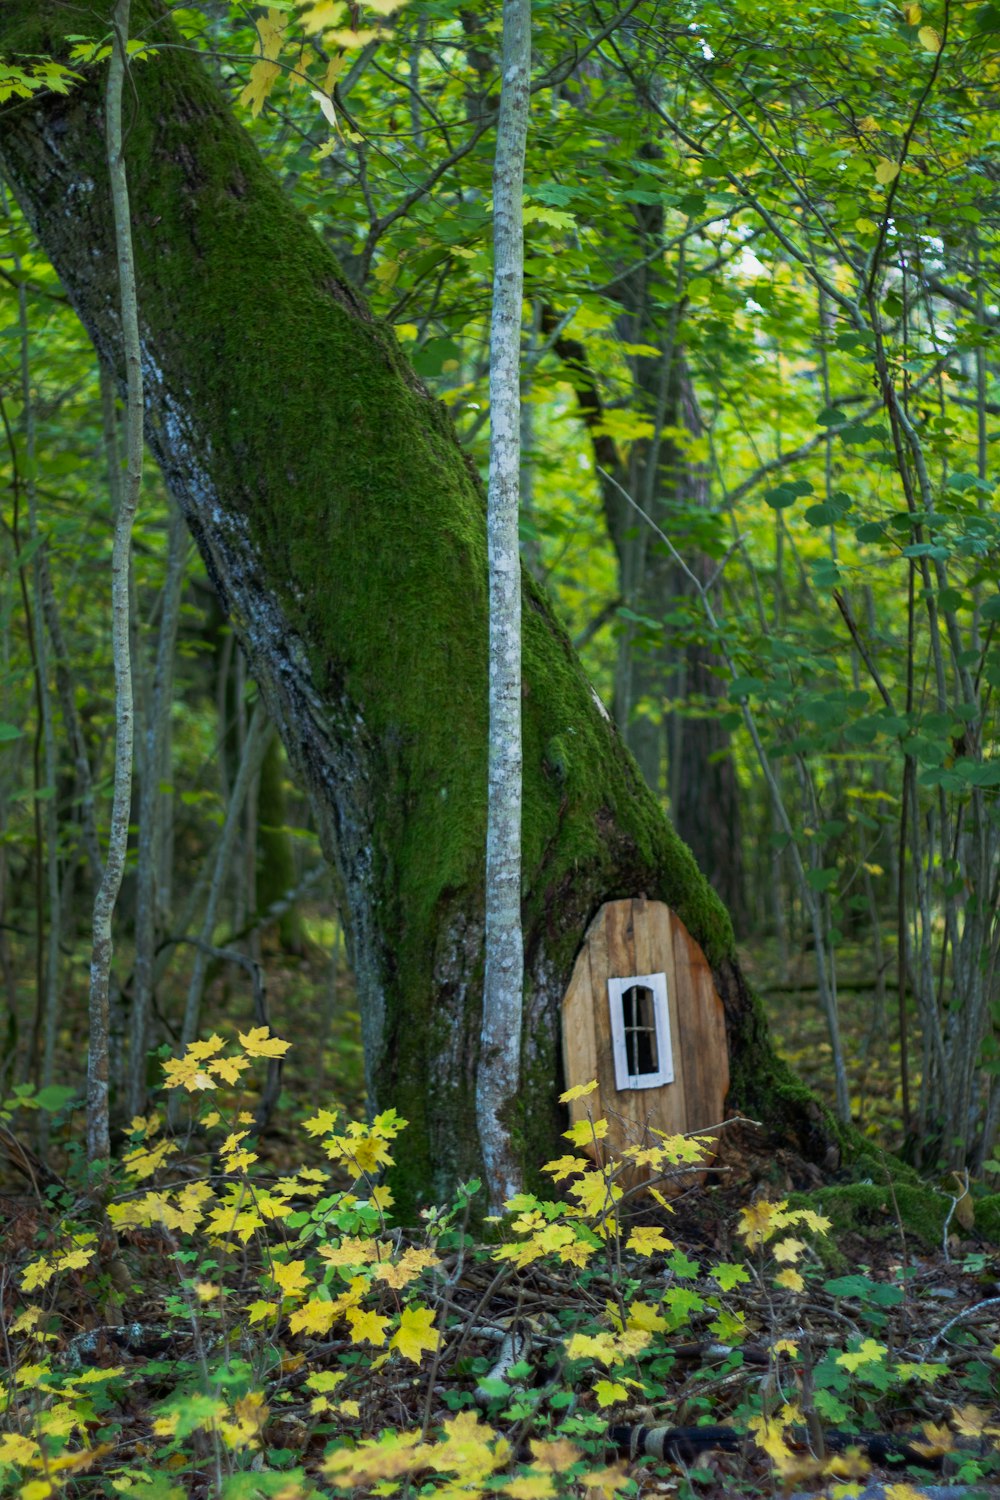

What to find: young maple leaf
left=772, top=1237, right=807, bottom=1263
left=564, top=1331, right=617, bottom=1366
left=346, top=1306, right=390, bottom=1345
left=288, top=1298, right=337, bottom=1337
left=626, top=1225, right=674, bottom=1256
left=375, top=1246, right=442, bottom=1289
left=836, top=1338, right=887, bottom=1372
left=563, top=1118, right=608, bottom=1146
left=318, top=1235, right=383, bottom=1269
left=529, top=1438, right=582, bottom=1471
left=238, top=1026, right=292, bottom=1058
left=542, top=1154, right=591, bottom=1181
left=323, top=1429, right=427, bottom=1486
left=775, top=1268, right=805, bottom=1292
left=272, top=1259, right=312, bottom=1300
left=303, top=1108, right=339, bottom=1137
left=594, top=1379, right=629, bottom=1408
left=559, top=1079, right=598, bottom=1104
left=502, top=1473, right=556, bottom=1500
left=627, top=1301, right=668, bottom=1333
left=162, top=1054, right=217, bottom=1092
left=210, top=1054, right=251, bottom=1085
left=577, top=1462, right=631, bottom=1498
left=187, top=1034, right=225, bottom=1060
left=0, top=1434, right=41, bottom=1466
left=391, top=1305, right=438, bottom=1363
left=951, top=1404, right=1000, bottom=1438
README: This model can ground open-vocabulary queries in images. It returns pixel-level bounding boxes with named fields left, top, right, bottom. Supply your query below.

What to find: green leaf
left=34, top=1085, right=78, bottom=1113
left=0, top=723, right=23, bottom=742
left=805, top=867, right=839, bottom=893
left=764, top=479, right=812, bottom=509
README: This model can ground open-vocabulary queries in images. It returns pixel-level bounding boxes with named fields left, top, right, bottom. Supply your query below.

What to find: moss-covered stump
left=1, top=0, right=850, bottom=1211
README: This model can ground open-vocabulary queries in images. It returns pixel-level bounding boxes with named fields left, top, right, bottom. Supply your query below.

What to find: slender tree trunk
left=129, top=504, right=186, bottom=1115
left=87, top=0, right=143, bottom=1162
left=478, top=0, right=531, bottom=1212
left=0, top=0, right=843, bottom=1203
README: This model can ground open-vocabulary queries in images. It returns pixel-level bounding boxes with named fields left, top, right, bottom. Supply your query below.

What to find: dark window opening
left=622, top=984, right=658, bottom=1076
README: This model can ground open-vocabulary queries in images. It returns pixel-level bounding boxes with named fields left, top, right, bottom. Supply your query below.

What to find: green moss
left=972, top=1192, right=1000, bottom=1242
left=787, top=1180, right=1000, bottom=1251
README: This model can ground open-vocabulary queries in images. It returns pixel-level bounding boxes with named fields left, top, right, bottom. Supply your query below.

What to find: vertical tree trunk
left=87, top=0, right=143, bottom=1161
left=479, top=0, right=531, bottom=1211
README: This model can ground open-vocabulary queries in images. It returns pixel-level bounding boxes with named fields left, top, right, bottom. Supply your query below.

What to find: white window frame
left=607, top=972, right=674, bottom=1091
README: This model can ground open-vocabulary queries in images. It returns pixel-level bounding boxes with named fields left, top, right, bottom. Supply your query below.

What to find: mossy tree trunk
left=0, top=1, right=837, bottom=1209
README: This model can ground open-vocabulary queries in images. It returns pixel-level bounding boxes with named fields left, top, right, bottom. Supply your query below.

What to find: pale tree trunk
left=87, top=0, right=143, bottom=1162
left=129, top=504, right=186, bottom=1115
left=478, top=0, right=531, bottom=1212
left=1, top=0, right=844, bottom=1205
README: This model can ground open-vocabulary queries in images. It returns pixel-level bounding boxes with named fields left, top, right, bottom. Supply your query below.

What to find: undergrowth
left=1, top=1038, right=999, bottom=1500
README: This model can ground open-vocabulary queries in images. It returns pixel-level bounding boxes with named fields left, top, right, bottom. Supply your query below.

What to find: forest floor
left=1, top=936, right=999, bottom=1498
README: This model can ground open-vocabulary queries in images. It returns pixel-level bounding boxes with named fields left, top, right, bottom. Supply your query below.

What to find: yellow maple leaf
left=391, top=1304, right=438, bottom=1363
left=272, top=1259, right=312, bottom=1299
left=210, top=1054, right=251, bottom=1085
left=952, top=1403, right=1000, bottom=1438
left=0, top=1433, right=41, bottom=1465
left=579, top=1462, right=631, bottom=1498
left=775, top=1267, right=804, bottom=1292
left=564, top=1331, right=617, bottom=1366
left=794, top=1209, right=831, bottom=1235
left=593, top=1379, right=628, bottom=1407
left=530, top=1438, right=582, bottom=1470
left=738, top=1199, right=786, bottom=1248
left=21, top=1247, right=95, bottom=1291
left=223, top=1147, right=258, bottom=1174
left=300, top=0, right=347, bottom=32
left=306, top=1370, right=347, bottom=1394
left=246, top=1299, right=276, bottom=1324
left=323, top=1428, right=427, bottom=1485
left=188, top=1034, right=225, bottom=1060
left=564, top=1118, right=608, bottom=1146
left=255, top=8, right=285, bottom=60
left=288, top=1298, right=338, bottom=1336
left=772, top=1237, right=807, bottom=1263
left=911, top=1421, right=953, bottom=1457
left=626, top=1225, right=673, bottom=1255
left=627, top=1300, right=668, bottom=1333
left=346, top=1305, right=390, bottom=1345
left=319, top=1235, right=383, bottom=1268
left=749, top=1414, right=794, bottom=1464
left=375, top=1246, right=442, bottom=1289
left=542, top=1154, right=591, bottom=1181
left=162, top=1053, right=217, bottom=1091
left=303, top=1108, right=339, bottom=1137
left=123, top=1137, right=177, bottom=1179
left=239, top=1026, right=292, bottom=1058
left=836, top=1339, right=887, bottom=1372
left=503, top=1473, right=556, bottom=1498
left=559, top=1080, right=598, bottom=1103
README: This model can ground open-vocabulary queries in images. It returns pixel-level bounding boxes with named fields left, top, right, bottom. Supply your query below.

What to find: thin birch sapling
left=477, top=0, right=531, bottom=1211
left=87, top=0, right=143, bottom=1163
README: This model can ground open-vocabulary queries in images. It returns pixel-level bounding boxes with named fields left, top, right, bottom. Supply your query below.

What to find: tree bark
left=479, top=0, right=531, bottom=1210
left=0, top=1, right=837, bottom=1206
